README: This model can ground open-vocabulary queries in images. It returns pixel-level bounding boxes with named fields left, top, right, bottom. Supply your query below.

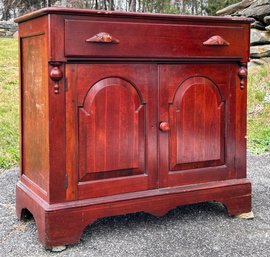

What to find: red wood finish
left=86, top=32, right=120, bottom=43
left=49, top=62, right=64, bottom=94
left=66, top=64, right=158, bottom=199
left=16, top=8, right=252, bottom=248
left=79, top=78, right=142, bottom=177
left=159, top=64, right=236, bottom=188
left=203, top=35, right=230, bottom=46
left=16, top=178, right=252, bottom=248
left=238, top=63, right=248, bottom=90
left=20, top=16, right=50, bottom=200
left=159, top=122, right=170, bottom=132
left=65, top=19, right=246, bottom=59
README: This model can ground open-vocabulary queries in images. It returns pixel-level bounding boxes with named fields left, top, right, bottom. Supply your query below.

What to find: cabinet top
left=15, top=7, right=254, bottom=24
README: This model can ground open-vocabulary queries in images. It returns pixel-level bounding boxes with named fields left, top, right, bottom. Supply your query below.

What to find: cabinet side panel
left=21, top=34, right=49, bottom=194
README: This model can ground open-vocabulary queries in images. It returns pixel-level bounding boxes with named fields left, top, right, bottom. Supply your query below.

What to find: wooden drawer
left=65, top=19, right=245, bottom=59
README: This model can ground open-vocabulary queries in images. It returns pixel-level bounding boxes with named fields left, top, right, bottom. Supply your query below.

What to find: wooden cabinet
left=15, top=8, right=253, bottom=248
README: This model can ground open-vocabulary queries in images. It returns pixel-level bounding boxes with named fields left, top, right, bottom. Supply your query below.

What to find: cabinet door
left=159, top=64, right=237, bottom=188
left=66, top=64, right=158, bottom=200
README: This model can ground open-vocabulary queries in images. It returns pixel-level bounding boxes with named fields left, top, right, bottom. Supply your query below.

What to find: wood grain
left=159, top=64, right=236, bottom=187
left=65, top=19, right=245, bottom=59
left=21, top=33, right=49, bottom=197
left=16, top=8, right=252, bottom=248
left=79, top=77, right=143, bottom=178
left=66, top=64, right=158, bottom=199
left=16, top=178, right=251, bottom=248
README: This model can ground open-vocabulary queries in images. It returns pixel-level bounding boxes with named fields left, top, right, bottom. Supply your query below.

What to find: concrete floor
left=0, top=152, right=269, bottom=257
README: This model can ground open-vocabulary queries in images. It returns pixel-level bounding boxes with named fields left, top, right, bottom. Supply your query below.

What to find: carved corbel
left=49, top=62, right=64, bottom=94
left=238, top=63, right=248, bottom=90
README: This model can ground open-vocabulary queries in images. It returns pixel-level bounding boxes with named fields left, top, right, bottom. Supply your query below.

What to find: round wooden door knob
left=159, top=122, right=170, bottom=132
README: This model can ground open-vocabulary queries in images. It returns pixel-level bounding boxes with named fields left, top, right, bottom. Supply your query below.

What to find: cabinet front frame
left=64, top=62, right=244, bottom=201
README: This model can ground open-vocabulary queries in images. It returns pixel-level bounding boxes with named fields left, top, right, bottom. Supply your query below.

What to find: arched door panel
left=79, top=77, right=145, bottom=181
left=169, top=76, right=225, bottom=171
left=159, top=64, right=236, bottom=188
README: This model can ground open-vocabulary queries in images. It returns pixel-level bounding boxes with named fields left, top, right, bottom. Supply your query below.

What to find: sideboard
left=15, top=8, right=253, bottom=248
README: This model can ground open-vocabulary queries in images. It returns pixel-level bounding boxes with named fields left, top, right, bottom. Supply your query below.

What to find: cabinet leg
left=221, top=194, right=252, bottom=217
left=43, top=214, right=90, bottom=248
left=16, top=183, right=88, bottom=248
left=17, top=206, right=87, bottom=248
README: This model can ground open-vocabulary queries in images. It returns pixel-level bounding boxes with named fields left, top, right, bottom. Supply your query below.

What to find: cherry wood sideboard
left=15, top=8, right=253, bottom=248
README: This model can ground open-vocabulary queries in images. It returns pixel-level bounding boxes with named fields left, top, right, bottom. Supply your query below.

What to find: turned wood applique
left=238, top=63, right=248, bottom=90
left=49, top=62, right=64, bottom=94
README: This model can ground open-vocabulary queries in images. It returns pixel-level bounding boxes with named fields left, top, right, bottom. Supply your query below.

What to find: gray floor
left=0, top=153, right=269, bottom=257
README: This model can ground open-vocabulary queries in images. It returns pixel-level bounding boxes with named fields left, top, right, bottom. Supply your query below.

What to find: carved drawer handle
left=86, top=32, right=119, bottom=44
left=203, top=35, right=230, bottom=46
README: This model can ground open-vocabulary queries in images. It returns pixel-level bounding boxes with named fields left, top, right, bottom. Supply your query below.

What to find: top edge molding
left=15, top=7, right=255, bottom=24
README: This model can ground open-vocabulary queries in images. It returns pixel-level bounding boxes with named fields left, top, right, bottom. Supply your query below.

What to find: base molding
left=16, top=179, right=252, bottom=248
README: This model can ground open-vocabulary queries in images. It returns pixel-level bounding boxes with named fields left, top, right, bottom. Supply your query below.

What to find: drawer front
left=65, top=19, right=245, bottom=59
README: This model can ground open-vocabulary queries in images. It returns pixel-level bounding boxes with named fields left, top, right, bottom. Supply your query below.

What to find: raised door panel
left=169, top=76, right=225, bottom=171
left=159, top=64, right=236, bottom=188
left=66, top=64, right=158, bottom=200
left=79, top=77, right=145, bottom=181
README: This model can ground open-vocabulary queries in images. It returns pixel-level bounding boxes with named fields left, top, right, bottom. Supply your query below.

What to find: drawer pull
left=86, top=32, right=119, bottom=44
left=159, top=122, right=170, bottom=132
left=203, top=35, right=229, bottom=46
